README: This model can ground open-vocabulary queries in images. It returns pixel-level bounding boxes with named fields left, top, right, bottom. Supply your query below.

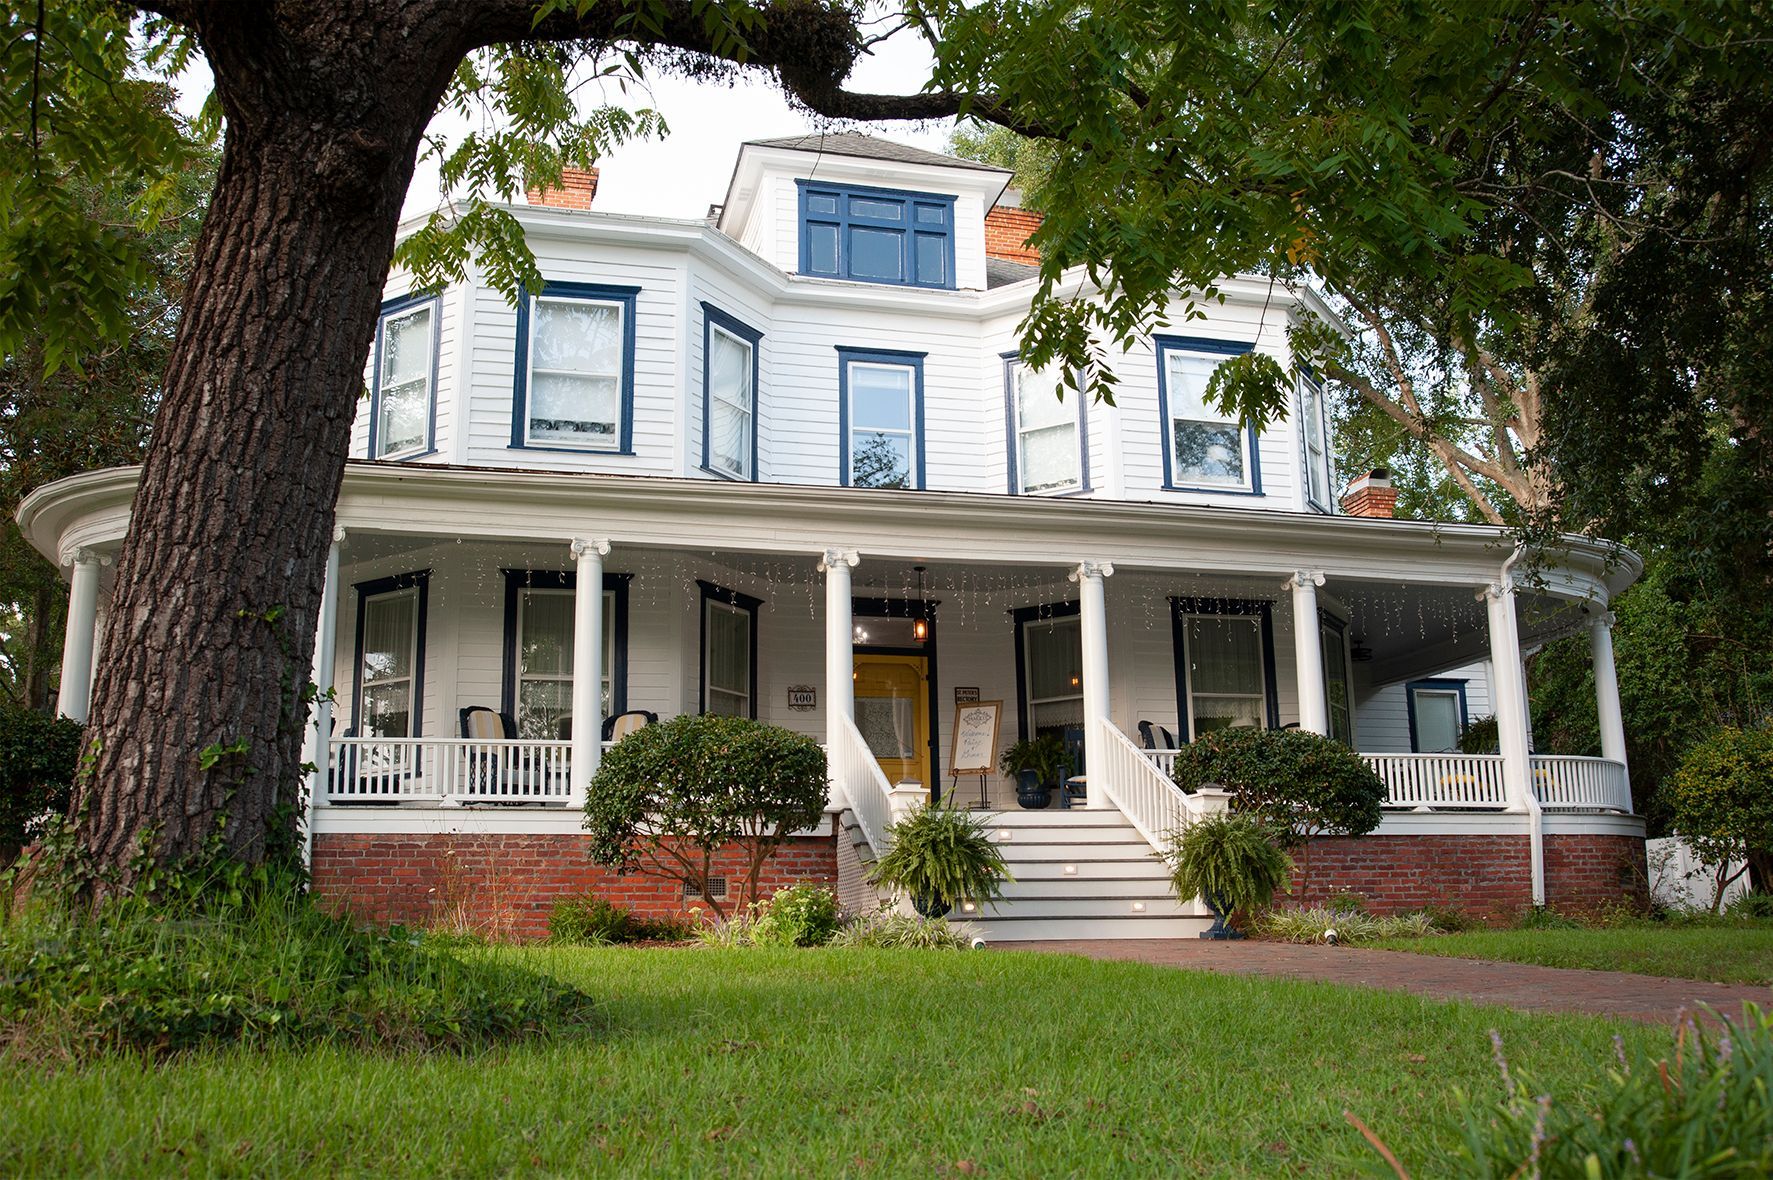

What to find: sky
left=174, top=20, right=954, bottom=222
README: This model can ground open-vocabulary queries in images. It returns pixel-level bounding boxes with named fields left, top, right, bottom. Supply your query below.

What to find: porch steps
left=960, top=808, right=1213, bottom=942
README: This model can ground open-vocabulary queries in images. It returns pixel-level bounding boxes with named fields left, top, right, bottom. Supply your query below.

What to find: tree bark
left=73, top=6, right=465, bottom=881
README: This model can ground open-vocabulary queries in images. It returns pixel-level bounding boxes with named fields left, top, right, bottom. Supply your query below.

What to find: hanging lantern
left=912, top=566, right=930, bottom=643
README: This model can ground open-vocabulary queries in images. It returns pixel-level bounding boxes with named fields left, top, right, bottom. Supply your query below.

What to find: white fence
left=1530, top=755, right=1632, bottom=813
left=326, top=737, right=607, bottom=805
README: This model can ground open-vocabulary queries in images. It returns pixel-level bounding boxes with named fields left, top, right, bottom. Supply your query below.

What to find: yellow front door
left=852, top=653, right=931, bottom=789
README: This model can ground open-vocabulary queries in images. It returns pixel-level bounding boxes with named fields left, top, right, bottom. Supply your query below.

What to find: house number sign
left=787, top=685, right=817, bottom=711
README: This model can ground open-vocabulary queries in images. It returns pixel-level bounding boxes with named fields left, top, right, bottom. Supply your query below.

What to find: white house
left=20, top=135, right=1645, bottom=939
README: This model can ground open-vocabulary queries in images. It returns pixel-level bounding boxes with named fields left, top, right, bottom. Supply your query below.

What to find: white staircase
left=962, top=808, right=1213, bottom=941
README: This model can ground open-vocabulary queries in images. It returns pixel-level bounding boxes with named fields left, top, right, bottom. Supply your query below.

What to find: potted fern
left=999, top=734, right=1072, bottom=809
left=869, top=802, right=1013, bottom=918
left=1164, top=813, right=1291, bottom=939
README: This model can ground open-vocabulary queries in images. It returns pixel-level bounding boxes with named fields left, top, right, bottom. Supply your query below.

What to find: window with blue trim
left=370, top=296, right=438, bottom=459
left=702, top=305, right=761, bottom=480
left=1006, top=359, right=1084, bottom=494
left=1407, top=679, right=1469, bottom=753
left=838, top=347, right=925, bottom=489
left=500, top=570, right=629, bottom=740
left=513, top=282, right=638, bottom=453
left=1300, top=375, right=1334, bottom=511
left=1320, top=613, right=1353, bottom=744
left=353, top=571, right=429, bottom=738
left=1155, top=337, right=1261, bottom=493
left=1169, top=597, right=1279, bottom=740
left=798, top=181, right=956, bottom=289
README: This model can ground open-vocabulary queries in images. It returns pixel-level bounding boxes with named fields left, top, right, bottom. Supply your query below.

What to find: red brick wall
left=525, top=167, right=599, bottom=210
left=311, top=831, right=837, bottom=941
left=1288, top=832, right=1646, bottom=923
left=985, top=206, right=1043, bottom=264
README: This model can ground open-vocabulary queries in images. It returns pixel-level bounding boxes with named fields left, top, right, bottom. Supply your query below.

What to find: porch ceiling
left=1335, top=575, right=1591, bottom=687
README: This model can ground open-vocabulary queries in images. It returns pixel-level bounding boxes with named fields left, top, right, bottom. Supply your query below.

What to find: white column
left=1589, top=611, right=1628, bottom=772
left=820, top=548, right=859, bottom=761
left=1483, top=579, right=1544, bottom=904
left=1072, top=560, right=1114, bottom=809
left=1287, top=570, right=1328, bottom=735
left=304, top=528, right=343, bottom=868
left=570, top=538, right=610, bottom=807
left=55, top=548, right=106, bottom=723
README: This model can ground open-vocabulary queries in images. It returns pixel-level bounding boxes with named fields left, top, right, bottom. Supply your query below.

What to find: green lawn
left=1373, top=924, right=1773, bottom=985
left=2, top=946, right=1661, bottom=1177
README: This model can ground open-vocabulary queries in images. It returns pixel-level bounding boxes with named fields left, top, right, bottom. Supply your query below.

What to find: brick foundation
left=311, top=831, right=838, bottom=941
left=1288, top=832, right=1647, bottom=922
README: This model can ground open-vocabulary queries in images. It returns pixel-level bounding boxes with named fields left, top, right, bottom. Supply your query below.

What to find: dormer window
left=797, top=181, right=956, bottom=289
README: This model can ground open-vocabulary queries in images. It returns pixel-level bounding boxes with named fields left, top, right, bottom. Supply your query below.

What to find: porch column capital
left=818, top=547, right=859, bottom=571
left=570, top=537, right=611, bottom=559
left=1283, top=569, right=1325, bottom=591
left=1477, top=580, right=1512, bottom=603
left=59, top=546, right=111, bottom=569
left=1070, top=560, right=1114, bottom=582
left=331, top=524, right=347, bottom=546
left=1587, top=609, right=1617, bottom=631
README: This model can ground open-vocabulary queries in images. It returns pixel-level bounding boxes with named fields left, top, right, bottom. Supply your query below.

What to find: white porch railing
left=831, top=714, right=895, bottom=852
left=1532, top=755, right=1632, bottom=813
left=1361, top=753, right=1511, bottom=810
left=1096, top=720, right=1206, bottom=851
left=326, top=737, right=609, bottom=805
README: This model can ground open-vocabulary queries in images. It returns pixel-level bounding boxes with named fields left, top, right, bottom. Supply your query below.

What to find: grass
left=1372, top=921, right=1773, bottom=985
left=0, top=945, right=1668, bottom=1177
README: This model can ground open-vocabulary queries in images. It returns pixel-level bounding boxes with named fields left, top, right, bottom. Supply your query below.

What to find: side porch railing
left=829, top=714, right=896, bottom=853
left=1094, top=720, right=1215, bottom=851
left=1531, top=755, right=1632, bottom=813
left=325, top=736, right=610, bottom=805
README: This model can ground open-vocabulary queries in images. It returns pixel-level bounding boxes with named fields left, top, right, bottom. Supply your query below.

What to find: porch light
left=1069, top=671, right=1081, bottom=688
left=961, top=900, right=977, bottom=913
left=911, top=566, right=930, bottom=643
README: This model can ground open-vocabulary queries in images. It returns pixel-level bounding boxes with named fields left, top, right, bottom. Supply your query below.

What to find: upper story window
left=702, top=304, right=762, bottom=480
left=1005, top=359, right=1085, bottom=494
left=513, top=282, right=639, bottom=454
left=1300, top=375, right=1333, bottom=511
left=354, top=571, right=429, bottom=738
left=370, top=295, right=438, bottom=459
left=797, top=181, right=957, bottom=289
left=838, top=347, right=925, bottom=489
left=1155, top=337, right=1262, bottom=495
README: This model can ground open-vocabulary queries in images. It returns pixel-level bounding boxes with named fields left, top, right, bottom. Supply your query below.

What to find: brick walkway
left=1008, top=939, right=1772, bottom=1024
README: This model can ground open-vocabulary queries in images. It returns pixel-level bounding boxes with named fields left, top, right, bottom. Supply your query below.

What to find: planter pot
left=1199, top=892, right=1245, bottom=941
left=911, top=892, right=952, bottom=919
left=1014, top=769, right=1053, bottom=810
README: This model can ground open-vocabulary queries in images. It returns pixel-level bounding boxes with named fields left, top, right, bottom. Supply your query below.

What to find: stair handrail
left=832, top=713, right=896, bottom=854
left=1092, top=719, right=1206, bottom=853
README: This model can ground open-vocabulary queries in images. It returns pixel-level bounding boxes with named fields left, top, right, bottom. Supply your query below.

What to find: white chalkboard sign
left=948, top=701, right=1003, bottom=777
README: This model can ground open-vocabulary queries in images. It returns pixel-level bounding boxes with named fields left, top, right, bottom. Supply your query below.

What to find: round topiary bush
left=1169, top=727, right=1387, bottom=849
left=1669, top=726, right=1773, bottom=907
left=584, top=714, right=828, bottom=918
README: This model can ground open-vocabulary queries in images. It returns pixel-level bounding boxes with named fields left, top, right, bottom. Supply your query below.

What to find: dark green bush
left=1168, top=727, right=1386, bottom=849
left=0, top=707, right=83, bottom=867
left=1669, top=726, right=1773, bottom=905
left=1362, top=1004, right=1773, bottom=1176
left=584, top=715, right=828, bottom=919
left=0, top=862, right=596, bottom=1060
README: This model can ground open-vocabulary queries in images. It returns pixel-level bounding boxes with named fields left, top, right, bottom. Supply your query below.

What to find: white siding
left=1354, top=660, right=1493, bottom=754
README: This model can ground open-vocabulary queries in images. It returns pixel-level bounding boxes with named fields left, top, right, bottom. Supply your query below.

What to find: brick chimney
left=1340, top=468, right=1399, bottom=518
left=984, top=196, right=1042, bottom=265
left=526, top=167, right=599, bottom=211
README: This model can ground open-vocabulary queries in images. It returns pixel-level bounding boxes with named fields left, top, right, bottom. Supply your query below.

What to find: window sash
left=703, top=598, right=752, bottom=717
left=526, top=296, right=625, bottom=450
left=375, top=305, right=433, bottom=458
left=360, top=589, right=419, bottom=738
left=1164, top=349, right=1252, bottom=489
left=1413, top=689, right=1463, bottom=753
left=1014, top=363, right=1080, bottom=494
left=1320, top=620, right=1353, bottom=744
left=847, top=361, right=917, bottom=488
left=1303, top=379, right=1331, bottom=508
left=1182, top=614, right=1266, bottom=734
left=707, top=325, right=754, bottom=478
left=514, top=587, right=615, bottom=736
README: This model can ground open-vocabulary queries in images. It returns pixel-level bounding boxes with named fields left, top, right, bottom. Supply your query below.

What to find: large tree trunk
left=72, top=8, right=464, bottom=882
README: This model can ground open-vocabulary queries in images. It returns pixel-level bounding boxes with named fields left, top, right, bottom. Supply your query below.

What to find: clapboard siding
left=1354, top=660, right=1494, bottom=754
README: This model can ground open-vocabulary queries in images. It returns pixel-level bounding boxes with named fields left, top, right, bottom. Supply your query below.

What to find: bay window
left=1007, top=360, right=1084, bottom=494
left=371, top=296, right=437, bottom=459
left=702, top=305, right=761, bottom=480
left=514, top=282, right=638, bottom=453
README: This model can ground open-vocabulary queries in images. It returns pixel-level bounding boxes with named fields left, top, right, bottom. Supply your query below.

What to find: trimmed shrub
left=1168, top=727, right=1387, bottom=849
left=0, top=707, right=83, bottom=868
left=584, top=715, right=828, bottom=918
left=1669, top=726, right=1773, bottom=909
left=868, top=802, right=1012, bottom=917
left=1164, top=813, right=1292, bottom=927
left=830, top=907, right=980, bottom=950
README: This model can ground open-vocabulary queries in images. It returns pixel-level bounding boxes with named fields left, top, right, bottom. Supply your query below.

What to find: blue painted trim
left=796, top=179, right=957, bottom=290
left=1168, top=596, right=1280, bottom=741
left=1299, top=372, right=1334, bottom=514
left=1319, top=610, right=1353, bottom=744
left=512, top=281, right=641, bottom=455
left=498, top=568, right=630, bottom=721
left=852, top=596, right=943, bottom=801
left=1405, top=678, right=1471, bottom=753
left=350, top=570, right=430, bottom=738
left=697, top=580, right=763, bottom=718
left=836, top=346, right=926, bottom=489
left=366, top=292, right=441, bottom=461
left=700, top=303, right=763, bottom=481
left=1001, top=353, right=1088, bottom=496
left=1153, top=335, right=1264, bottom=497
left=1010, top=601, right=1081, bottom=743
